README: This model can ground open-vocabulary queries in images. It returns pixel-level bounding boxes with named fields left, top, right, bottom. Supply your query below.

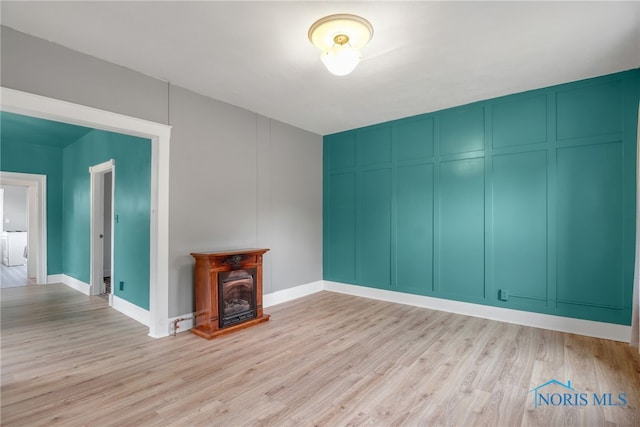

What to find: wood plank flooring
left=0, top=264, right=34, bottom=288
left=2, top=284, right=639, bottom=426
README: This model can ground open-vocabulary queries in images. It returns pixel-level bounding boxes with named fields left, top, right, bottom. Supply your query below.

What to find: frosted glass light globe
left=320, top=45, right=363, bottom=76
left=309, top=14, right=373, bottom=76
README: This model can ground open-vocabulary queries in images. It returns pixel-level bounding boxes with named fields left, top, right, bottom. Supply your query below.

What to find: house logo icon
left=528, top=379, right=627, bottom=408
left=529, top=379, right=577, bottom=408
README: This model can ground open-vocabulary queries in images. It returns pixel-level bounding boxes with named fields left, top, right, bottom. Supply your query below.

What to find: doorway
left=0, top=185, right=30, bottom=287
left=0, top=172, right=47, bottom=285
left=103, top=171, right=113, bottom=295
left=90, top=160, right=114, bottom=301
left=2, top=86, right=170, bottom=338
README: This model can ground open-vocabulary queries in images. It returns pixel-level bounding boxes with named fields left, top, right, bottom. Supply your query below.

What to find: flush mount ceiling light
left=308, top=13, right=374, bottom=76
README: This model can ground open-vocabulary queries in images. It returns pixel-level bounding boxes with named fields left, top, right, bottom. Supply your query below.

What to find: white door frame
left=0, top=172, right=47, bottom=284
left=89, top=159, right=115, bottom=299
left=1, top=87, right=171, bottom=338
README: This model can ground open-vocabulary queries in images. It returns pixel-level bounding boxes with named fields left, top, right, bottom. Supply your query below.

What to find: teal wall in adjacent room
left=323, top=69, right=640, bottom=325
left=63, top=130, right=151, bottom=309
left=0, top=139, right=64, bottom=273
left=1, top=119, right=151, bottom=310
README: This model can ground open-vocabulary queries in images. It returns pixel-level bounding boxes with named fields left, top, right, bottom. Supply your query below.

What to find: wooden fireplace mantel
left=190, top=248, right=270, bottom=340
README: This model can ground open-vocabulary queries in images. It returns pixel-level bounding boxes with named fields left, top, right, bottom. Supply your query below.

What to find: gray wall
left=1, top=26, right=323, bottom=317
left=1, top=185, right=28, bottom=231
left=0, top=26, right=168, bottom=123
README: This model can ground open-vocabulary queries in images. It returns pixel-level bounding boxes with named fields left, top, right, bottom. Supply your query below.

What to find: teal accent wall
left=323, top=69, right=639, bottom=325
left=0, top=139, right=64, bottom=273
left=1, top=121, right=151, bottom=310
left=63, top=130, right=151, bottom=309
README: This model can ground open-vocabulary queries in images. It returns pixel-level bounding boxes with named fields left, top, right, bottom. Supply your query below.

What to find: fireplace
left=219, top=269, right=256, bottom=328
left=190, top=249, right=269, bottom=339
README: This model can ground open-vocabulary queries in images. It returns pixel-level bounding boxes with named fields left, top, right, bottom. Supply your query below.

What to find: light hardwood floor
left=0, top=264, right=34, bottom=288
left=1, top=284, right=639, bottom=426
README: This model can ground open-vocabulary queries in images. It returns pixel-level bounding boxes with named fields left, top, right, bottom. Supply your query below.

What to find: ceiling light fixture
left=308, top=14, right=374, bottom=76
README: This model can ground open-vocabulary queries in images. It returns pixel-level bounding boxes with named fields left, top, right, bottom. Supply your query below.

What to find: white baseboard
left=111, top=278, right=632, bottom=342
left=169, top=315, right=195, bottom=335
left=112, top=295, right=150, bottom=327
left=323, top=281, right=631, bottom=343
left=263, top=280, right=324, bottom=308
left=54, top=274, right=91, bottom=295
left=53, top=273, right=150, bottom=328
left=169, top=280, right=326, bottom=336
left=47, top=274, right=64, bottom=285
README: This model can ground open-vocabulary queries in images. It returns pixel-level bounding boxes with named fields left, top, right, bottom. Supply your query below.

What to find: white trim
left=51, top=273, right=150, bottom=329
left=149, top=112, right=171, bottom=338
left=263, top=280, right=325, bottom=308
left=58, top=274, right=91, bottom=295
left=169, top=280, right=326, bottom=336
left=0, top=172, right=47, bottom=284
left=89, top=159, right=114, bottom=297
left=167, top=279, right=630, bottom=341
left=323, top=281, right=632, bottom=343
left=89, top=160, right=115, bottom=175
left=169, top=315, right=195, bottom=335
left=112, top=295, right=151, bottom=327
left=1, top=87, right=171, bottom=338
left=47, top=274, right=64, bottom=284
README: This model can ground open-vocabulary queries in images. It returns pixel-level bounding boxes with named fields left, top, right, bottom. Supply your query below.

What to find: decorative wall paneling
left=323, top=70, right=640, bottom=325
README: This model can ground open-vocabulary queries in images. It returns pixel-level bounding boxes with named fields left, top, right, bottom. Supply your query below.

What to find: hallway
left=0, top=263, right=33, bottom=288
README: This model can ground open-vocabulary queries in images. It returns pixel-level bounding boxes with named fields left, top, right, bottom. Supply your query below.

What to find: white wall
left=1, top=26, right=323, bottom=317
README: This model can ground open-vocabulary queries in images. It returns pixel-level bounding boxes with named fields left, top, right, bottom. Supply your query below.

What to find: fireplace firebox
left=219, top=269, right=256, bottom=328
left=190, top=249, right=269, bottom=339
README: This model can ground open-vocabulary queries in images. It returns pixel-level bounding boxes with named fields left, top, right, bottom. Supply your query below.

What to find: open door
left=90, top=160, right=114, bottom=300
left=103, top=171, right=113, bottom=295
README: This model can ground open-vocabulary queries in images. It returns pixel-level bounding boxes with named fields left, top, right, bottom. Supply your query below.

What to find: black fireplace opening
left=218, top=268, right=257, bottom=328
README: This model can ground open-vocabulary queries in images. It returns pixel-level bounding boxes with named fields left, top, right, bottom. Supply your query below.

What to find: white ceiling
left=2, top=1, right=639, bottom=136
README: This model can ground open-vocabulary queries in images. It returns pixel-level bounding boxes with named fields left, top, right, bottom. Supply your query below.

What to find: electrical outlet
left=498, top=289, right=509, bottom=301
left=119, top=281, right=124, bottom=291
